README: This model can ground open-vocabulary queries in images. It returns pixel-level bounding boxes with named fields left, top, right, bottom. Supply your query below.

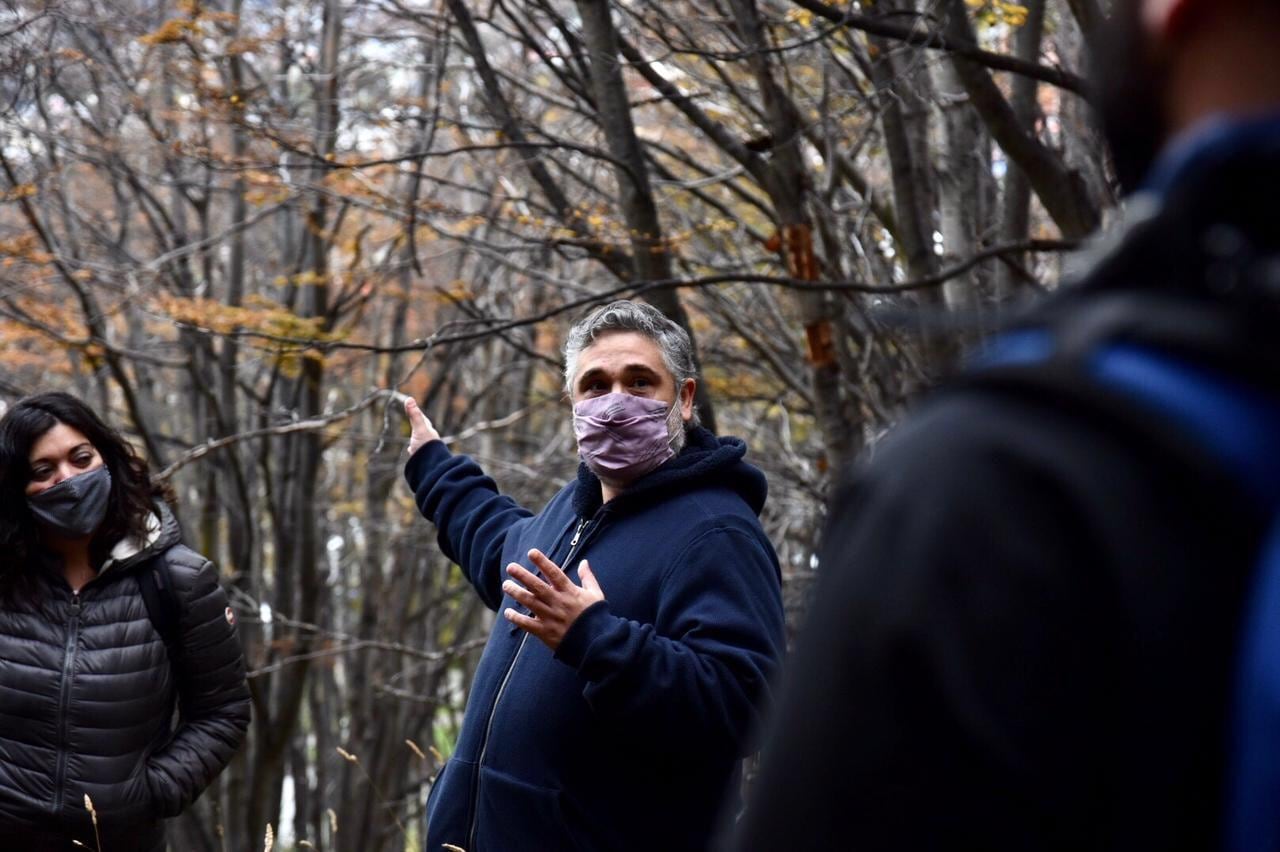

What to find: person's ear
left=679, top=379, right=696, bottom=421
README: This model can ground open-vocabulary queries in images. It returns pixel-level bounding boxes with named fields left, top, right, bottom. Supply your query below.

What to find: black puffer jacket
left=0, top=505, right=251, bottom=851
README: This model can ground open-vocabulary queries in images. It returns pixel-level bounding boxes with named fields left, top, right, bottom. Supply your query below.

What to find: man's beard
left=1093, top=2, right=1171, bottom=194
left=669, top=403, right=688, bottom=457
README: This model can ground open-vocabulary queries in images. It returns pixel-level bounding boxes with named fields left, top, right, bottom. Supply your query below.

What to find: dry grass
left=337, top=746, right=409, bottom=839
left=72, top=793, right=102, bottom=852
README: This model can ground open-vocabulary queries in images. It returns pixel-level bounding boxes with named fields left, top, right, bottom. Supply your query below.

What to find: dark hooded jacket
left=732, top=116, right=1280, bottom=850
left=406, top=426, right=785, bottom=852
left=0, top=504, right=251, bottom=852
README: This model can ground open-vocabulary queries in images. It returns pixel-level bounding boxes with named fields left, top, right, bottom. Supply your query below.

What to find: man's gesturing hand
left=404, top=397, right=440, bottom=456
left=503, top=549, right=605, bottom=651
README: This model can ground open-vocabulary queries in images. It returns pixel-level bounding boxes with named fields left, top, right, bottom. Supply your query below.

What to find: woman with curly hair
left=0, top=392, right=250, bottom=851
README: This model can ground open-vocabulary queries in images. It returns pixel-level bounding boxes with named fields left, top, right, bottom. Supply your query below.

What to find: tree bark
left=246, top=0, right=340, bottom=841
left=994, top=0, right=1047, bottom=300
left=939, top=0, right=1099, bottom=240
left=572, top=0, right=717, bottom=432
left=727, top=0, right=858, bottom=474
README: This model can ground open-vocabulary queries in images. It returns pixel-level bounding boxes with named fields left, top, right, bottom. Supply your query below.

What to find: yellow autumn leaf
left=785, top=8, right=814, bottom=26
left=138, top=18, right=199, bottom=46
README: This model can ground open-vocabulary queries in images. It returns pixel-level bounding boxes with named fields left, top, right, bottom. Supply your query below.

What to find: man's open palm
left=503, top=549, right=606, bottom=651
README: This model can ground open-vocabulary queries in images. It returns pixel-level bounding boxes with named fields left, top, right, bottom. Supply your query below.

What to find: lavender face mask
left=573, top=392, right=684, bottom=485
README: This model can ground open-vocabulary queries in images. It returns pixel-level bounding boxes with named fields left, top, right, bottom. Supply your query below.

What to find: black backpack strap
left=137, top=555, right=183, bottom=666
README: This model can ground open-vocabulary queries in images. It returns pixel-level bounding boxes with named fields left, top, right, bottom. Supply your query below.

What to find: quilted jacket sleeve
left=146, top=550, right=251, bottom=817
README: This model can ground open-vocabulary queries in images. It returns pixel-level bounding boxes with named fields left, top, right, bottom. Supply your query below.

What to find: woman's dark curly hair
left=0, top=392, right=170, bottom=604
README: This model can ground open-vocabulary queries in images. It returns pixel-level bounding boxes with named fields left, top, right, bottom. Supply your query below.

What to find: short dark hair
left=563, top=300, right=701, bottom=425
left=0, top=392, right=169, bottom=604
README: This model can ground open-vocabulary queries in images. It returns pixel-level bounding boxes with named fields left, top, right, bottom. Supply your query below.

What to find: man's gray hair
left=563, top=300, right=700, bottom=423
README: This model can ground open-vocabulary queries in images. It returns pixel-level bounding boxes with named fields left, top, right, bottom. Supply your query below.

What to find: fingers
left=579, top=560, right=601, bottom=594
left=404, top=398, right=442, bottom=455
left=502, top=578, right=540, bottom=611
left=403, top=397, right=427, bottom=427
left=506, top=563, right=552, bottom=596
left=503, top=607, right=543, bottom=635
left=527, top=549, right=570, bottom=589
left=404, top=398, right=438, bottom=436
left=504, top=556, right=601, bottom=653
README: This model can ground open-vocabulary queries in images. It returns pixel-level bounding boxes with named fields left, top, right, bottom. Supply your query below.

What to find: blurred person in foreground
left=734, top=0, right=1280, bottom=849
left=403, top=300, right=784, bottom=851
left=0, top=393, right=250, bottom=851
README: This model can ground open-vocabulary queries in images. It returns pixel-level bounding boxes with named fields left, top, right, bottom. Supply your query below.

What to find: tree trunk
left=246, top=0, right=340, bottom=841
left=572, top=0, right=716, bottom=431
left=727, top=0, right=858, bottom=474
left=940, top=0, right=1099, bottom=240
left=994, top=0, right=1047, bottom=300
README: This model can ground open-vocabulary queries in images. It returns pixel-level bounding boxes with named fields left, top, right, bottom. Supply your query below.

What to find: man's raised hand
left=503, top=549, right=605, bottom=651
left=404, top=397, right=440, bottom=456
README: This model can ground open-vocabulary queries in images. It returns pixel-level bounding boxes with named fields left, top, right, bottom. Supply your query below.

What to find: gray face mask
left=28, top=466, right=112, bottom=539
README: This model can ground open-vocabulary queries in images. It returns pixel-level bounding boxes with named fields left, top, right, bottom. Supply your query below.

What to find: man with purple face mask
left=404, top=300, right=784, bottom=852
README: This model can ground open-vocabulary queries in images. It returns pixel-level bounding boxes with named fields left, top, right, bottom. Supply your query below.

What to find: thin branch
left=154, top=390, right=397, bottom=480
left=169, top=239, right=1080, bottom=354
left=0, top=296, right=191, bottom=369
left=245, top=637, right=488, bottom=677
left=157, top=391, right=542, bottom=480
left=789, top=0, right=1088, bottom=96
left=0, top=10, right=50, bottom=39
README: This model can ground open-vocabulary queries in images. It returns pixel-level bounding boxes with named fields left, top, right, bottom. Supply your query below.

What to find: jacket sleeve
left=405, top=440, right=534, bottom=609
left=146, top=556, right=251, bottom=818
left=553, top=519, right=785, bottom=761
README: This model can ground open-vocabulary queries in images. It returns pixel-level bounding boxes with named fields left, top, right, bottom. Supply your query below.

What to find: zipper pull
left=569, top=519, right=587, bottom=548
left=70, top=591, right=81, bottom=615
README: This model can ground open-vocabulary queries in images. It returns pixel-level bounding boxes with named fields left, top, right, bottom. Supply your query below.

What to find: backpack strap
left=971, top=329, right=1280, bottom=852
left=137, top=555, right=183, bottom=667
left=958, top=336, right=1254, bottom=503
left=1088, top=346, right=1280, bottom=852
left=1228, top=519, right=1280, bottom=852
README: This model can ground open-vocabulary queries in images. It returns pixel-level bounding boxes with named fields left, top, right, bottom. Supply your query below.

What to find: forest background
left=0, top=0, right=1115, bottom=848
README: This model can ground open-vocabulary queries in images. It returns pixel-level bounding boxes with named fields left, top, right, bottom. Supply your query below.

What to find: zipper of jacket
left=52, top=589, right=82, bottom=812
left=466, top=515, right=598, bottom=850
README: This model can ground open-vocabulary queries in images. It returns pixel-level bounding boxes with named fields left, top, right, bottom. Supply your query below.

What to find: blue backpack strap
left=975, top=332, right=1280, bottom=852
left=1229, top=519, right=1280, bottom=852
left=1087, top=343, right=1280, bottom=505
left=1090, top=345, right=1280, bottom=852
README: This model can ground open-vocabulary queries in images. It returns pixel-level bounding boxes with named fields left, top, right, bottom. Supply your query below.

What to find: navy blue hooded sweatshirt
left=405, top=426, right=785, bottom=852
